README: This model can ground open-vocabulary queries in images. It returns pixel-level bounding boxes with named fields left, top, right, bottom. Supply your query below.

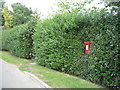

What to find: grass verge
left=0, top=51, right=104, bottom=88
left=0, top=51, right=31, bottom=66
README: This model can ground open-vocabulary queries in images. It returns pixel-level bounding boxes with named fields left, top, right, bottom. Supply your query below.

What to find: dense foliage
left=33, top=13, right=83, bottom=71
left=0, top=0, right=5, bottom=26
left=74, top=11, right=119, bottom=88
left=2, top=5, right=13, bottom=28
left=1, top=0, right=119, bottom=89
left=11, top=3, right=33, bottom=26
left=33, top=9, right=119, bottom=89
left=1, top=24, right=33, bottom=59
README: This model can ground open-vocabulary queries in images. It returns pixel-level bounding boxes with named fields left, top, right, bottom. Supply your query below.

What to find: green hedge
left=33, top=11, right=119, bottom=88
left=33, top=13, right=83, bottom=71
left=1, top=24, right=33, bottom=59
left=0, top=8, right=119, bottom=89
left=0, top=30, right=8, bottom=50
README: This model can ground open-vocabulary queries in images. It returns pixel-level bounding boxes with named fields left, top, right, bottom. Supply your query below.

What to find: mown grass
left=19, top=65, right=104, bottom=88
left=0, top=51, right=105, bottom=88
left=0, top=51, right=31, bottom=66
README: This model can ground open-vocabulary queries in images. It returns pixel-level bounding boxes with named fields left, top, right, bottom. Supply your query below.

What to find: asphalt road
left=0, top=59, right=44, bottom=88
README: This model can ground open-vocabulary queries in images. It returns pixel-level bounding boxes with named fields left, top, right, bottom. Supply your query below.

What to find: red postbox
left=84, top=41, right=90, bottom=54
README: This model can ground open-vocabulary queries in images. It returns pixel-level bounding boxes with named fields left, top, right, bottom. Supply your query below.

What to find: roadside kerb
left=23, top=71, right=51, bottom=88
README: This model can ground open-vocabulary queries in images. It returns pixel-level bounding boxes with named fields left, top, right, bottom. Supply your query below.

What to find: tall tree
left=11, top=3, right=33, bottom=26
left=0, top=0, right=5, bottom=26
left=56, top=0, right=93, bottom=14
left=100, top=0, right=119, bottom=14
left=2, top=5, right=13, bottom=28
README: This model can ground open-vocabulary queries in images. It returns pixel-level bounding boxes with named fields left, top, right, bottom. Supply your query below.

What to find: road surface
left=0, top=59, right=45, bottom=88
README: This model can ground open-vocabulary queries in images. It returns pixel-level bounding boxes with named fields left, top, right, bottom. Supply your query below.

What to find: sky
left=4, top=0, right=105, bottom=19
